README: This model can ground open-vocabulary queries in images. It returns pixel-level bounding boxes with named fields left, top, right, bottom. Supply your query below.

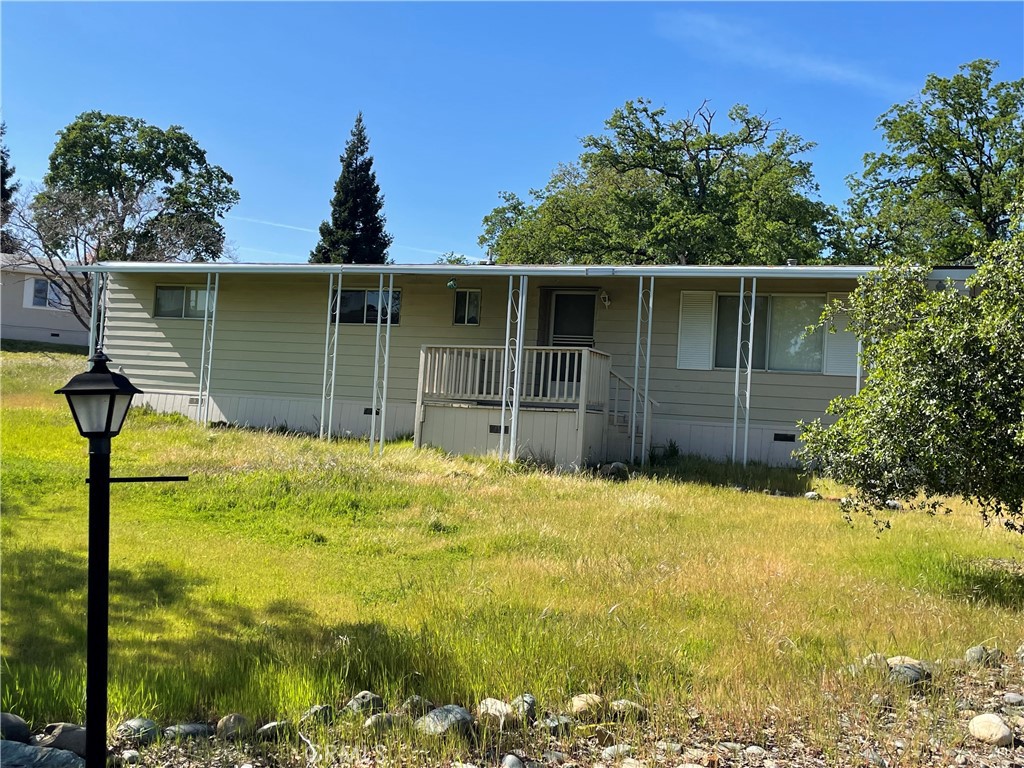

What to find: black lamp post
left=56, top=351, right=142, bottom=768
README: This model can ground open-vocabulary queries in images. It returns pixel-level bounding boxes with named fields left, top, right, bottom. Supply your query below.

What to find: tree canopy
left=798, top=214, right=1024, bottom=532
left=843, top=59, right=1024, bottom=265
left=480, top=99, right=837, bottom=265
left=310, top=113, right=392, bottom=264
left=1, top=122, right=22, bottom=254
left=7, top=111, right=239, bottom=328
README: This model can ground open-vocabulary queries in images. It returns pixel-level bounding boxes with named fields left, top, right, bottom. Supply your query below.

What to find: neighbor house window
left=713, top=294, right=824, bottom=372
left=333, top=289, right=401, bottom=325
left=453, top=289, right=480, bottom=326
left=155, top=286, right=208, bottom=318
left=29, top=278, right=69, bottom=310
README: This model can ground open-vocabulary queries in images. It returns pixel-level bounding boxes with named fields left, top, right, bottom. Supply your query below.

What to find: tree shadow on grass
left=0, top=544, right=466, bottom=723
left=935, top=557, right=1024, bottom=610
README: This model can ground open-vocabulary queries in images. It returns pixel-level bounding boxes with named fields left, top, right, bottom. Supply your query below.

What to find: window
left=29, top=278, right=69, bottom=310
left=713, top=294, right=823, bottom=372
left=453, top=289, right=480, bottom=325
left=155, top=286, right=208, bottom=318
left=332, top=289, right=401, bottom=325
left=678, top=291, right=848, bottom=374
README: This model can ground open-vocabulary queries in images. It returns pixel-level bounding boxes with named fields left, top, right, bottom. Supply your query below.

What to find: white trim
left=73, top=261, right=883, bottom=280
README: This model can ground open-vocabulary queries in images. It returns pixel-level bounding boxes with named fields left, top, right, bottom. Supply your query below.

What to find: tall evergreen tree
left=310, top=113, right=392, bottom=264
left=1, top=121, right=23, bottom=254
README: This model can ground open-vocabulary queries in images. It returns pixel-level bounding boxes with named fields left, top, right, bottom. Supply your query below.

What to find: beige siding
left=104, top=270, right=861, bottom=465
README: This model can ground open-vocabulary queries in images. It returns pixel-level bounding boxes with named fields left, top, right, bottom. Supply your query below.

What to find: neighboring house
left=70, top=261, right=966, bottom=468
left=1, top=256, right=89, bottom=347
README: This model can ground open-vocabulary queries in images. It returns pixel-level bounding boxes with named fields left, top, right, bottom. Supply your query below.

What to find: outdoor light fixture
left=599, top=290, right=611, bottom=308
left=56, top=351, right=141, bottom=768
left=447, top=278, right=458, bottom=290
left=57, top=352, right=142, bottom=440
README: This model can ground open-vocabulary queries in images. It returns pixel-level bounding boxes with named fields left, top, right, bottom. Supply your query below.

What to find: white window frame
left=712, top=292, right=826, bottom=374
left=332, top=288, right=402, bottom=326
left=24, top=277, right=70, bottom=312
left=154, top=285, right=209, bottom=319
left=453, top=288, right=481, bottom=326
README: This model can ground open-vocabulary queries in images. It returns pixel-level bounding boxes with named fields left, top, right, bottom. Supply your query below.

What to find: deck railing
left=419, top=345, right=612, bottom=410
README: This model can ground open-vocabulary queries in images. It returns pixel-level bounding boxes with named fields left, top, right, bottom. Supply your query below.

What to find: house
left=74, top=261, right=888, bottom=468
left=1, top=256, right=90, bottom=348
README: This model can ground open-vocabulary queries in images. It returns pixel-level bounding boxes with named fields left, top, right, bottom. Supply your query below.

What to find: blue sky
left=3, top=2, right=1022, bottom=264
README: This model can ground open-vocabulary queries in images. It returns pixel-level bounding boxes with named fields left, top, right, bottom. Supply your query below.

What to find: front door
left=550, top=292, right=596, bottom=347
left=547, top=292, right=596, bottom=389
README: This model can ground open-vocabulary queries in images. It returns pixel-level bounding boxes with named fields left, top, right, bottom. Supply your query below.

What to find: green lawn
left=2, top=349, right=1021, bottom=751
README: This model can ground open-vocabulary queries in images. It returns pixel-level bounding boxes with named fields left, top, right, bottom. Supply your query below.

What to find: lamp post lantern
left=56, top=351, right=142, bottom=768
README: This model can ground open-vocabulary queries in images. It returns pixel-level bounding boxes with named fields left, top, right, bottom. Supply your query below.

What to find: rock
left=1004, top=692, right=1024, bottom=706
left=804, top=491, right=821, bottom=500
left=162, top=722, right=213, bottom=741
left=34, top=724, right=87, bottom=758
left=655, top=741, right=682, bottom=753
left=476, top=698, right=517, bottom=730
left=868, top=693, right=894, bottom=714
left=598, top=462, right=629, bottom=482
left=0, top=740, right=85, bottom=767
left=861, top=747, right=887, bottom=767
left=594, top=725, right=616, bottom=746
left=542, top=750, right=568, bottom=764
left=253, top=720, right=293, bottom=742
left=746, top=745, right=766, bottom=756
left=968, top=713, right=1012, bottom=746
left=120, top=750, right=141, bottom=764
left=861, top=653, right=890, bottom=672
left=601, top=744, right=632, bottom=760
left=216, top=713, right=252, bottom=741
left=620, top=760, right=646, bottom=768
left=888, top=662, right=931, bottom=689
left=569, top=693, right=604, bottom=721
left=1, top=713, right=31, bottom=743
left=414, top=705, right=474, bottom=738
left=609, top=699, right=648, bottom=721
left=501, top=755, right=525, bottom=768
left=115, top=718, right=158, bottom=746
left=1017, top=642, right=1024, bottom=663
left=718, top=741, right=743, bottom=754
left=538, top=714, right=572, bottom=736
left=299, top=704, right=334, bottom=726
left=965, top=645, right=1004, bottom=667
left=398, top=695, right=435, bottom=718
left=346, top=690, right=385, bottom=716
left=884, top=499, right=901, bottom=510
left=363, top=713, right=408, bottom=734
left=885, top=655, right=920, bottom=666
left=511, top=694, right=537, bottom=723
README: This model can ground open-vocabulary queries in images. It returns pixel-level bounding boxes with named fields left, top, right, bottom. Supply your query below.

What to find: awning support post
left=196, top=273, right=220, bottom=425
left=370, top=273, right=394, bottom=455
left=320, top=272, right=343, bottom=439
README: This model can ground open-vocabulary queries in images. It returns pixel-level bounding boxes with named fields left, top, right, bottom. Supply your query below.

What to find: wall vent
left=188, top=396, right=200, bottom=405
left=489, top=424, right=510, bottom=435
left=773, top=433, right=796, bottom=443
left=363, top=407, right=381, bottom=416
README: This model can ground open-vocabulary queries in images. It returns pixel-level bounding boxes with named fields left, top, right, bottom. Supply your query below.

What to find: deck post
left=414, top=345, right=427, bottom=448
left=576, top=349, right=590, bottom=467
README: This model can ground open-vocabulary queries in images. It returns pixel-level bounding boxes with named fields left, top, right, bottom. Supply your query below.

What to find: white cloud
left=656, top=10, right=913, bottom=100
